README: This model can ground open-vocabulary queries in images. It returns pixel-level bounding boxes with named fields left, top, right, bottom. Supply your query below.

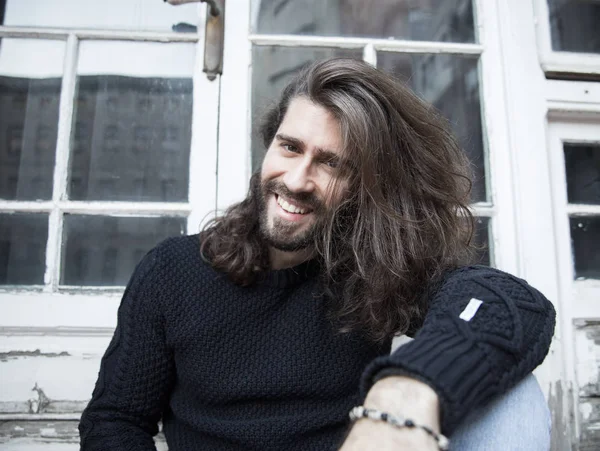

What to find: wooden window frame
left=533, top=0, right=600, bottom=77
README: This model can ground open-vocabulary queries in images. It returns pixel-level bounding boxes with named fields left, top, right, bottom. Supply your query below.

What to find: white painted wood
left=568, top=205, right=600, bottom=216
left=46, top=34, right=77, bottom=290
left=533, top=0, right=600, bottom=76
left=0, top=294, right=121, bottom=328
left=495, top=2, right=569, bottom=449
left=0, top=26, right=199, bottom=42
left=547, top=119, right=600, bottom=445
left=249, top=34, right=484, bottom=55
left=362, top=44, right=376, bottom=67
left=0, top=343, right=108, bottom=414
left=187, top=5, right=219, bottom=234
left=546, top=80, right=600, bottom=106
left=216, top=0, right=252, bottom=210
left=0, top=202, right=53, bottom=212
left=474, top=0, right=519, bottom=274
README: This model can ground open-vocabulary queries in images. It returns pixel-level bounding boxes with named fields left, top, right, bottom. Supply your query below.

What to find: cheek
left=260, top=150, right=282, bottom=181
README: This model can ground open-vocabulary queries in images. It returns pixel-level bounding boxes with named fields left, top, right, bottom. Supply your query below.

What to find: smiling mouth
left=276, top=195, right=313, bottom=215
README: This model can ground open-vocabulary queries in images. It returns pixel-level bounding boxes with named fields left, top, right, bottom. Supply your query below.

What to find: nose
left=283, top=158, right=316, bottom=193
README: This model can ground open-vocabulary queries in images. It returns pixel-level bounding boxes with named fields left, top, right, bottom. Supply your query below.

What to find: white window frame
left=0, top=7, right=220, bottom=420
left=533, top=0, right=600, bottom=76
left=547, top=118, right=600, bottom=444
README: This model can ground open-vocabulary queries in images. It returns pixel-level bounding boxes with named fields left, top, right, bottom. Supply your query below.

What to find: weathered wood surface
left=0, top=334, right=110, bottom=414
left=575, top=321, right=600, bottom=397
left=0, top=420, right=167, bottom=450
left=576, top=321, right=600, bottom=451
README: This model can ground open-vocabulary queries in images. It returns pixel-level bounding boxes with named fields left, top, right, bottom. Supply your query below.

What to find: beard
left=256, top=178, right=325, bottom=252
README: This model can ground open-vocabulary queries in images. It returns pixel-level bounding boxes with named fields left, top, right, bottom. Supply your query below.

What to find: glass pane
left=61, top=215, right=186, bottom=286
left=547, top=0, right=600, bottom=54
left=251, top=46, right=363, bottom=170
left=564, top=143, right=600, bottom=205
left=69, top=41, right=194, bottom=202
left=473, top=216, right=491, bottom=266
left=0, top=39, right=64, bottom=200
left=4, top=0, right=199, bottom=33
left=252, top=0, right=475, bottom=43
left=378, top=52, right=485, bottom=203
left=0, top=213, right=48, bottom=285
left=570, top=216, right=600, bottom=280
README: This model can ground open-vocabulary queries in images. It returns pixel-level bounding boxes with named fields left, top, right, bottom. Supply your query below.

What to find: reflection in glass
left=0, top=38, right=64, bottom=200
left=378, top=52, right=485, bottom=202
left=251, top=46, right=363, bottom=170
left=61, top=215, right=186, bottom=286
left=0, top=213, right=48, bottom=285
left=69, top=76, right=193, bottom=202
left=547, top=0, right=600, bottom=54
left=564, top=144, right=600, bottom=205
left=570, top=216, right=600, bottom=279
left=3, top=0, right=198, bottom=33
left=473, top=216, right=491, bottom=266
left=252, top=0, right=475, bottom=43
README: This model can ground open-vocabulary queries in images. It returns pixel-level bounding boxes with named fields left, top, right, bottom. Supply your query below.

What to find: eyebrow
left=275, top=133, right=340, bottom=162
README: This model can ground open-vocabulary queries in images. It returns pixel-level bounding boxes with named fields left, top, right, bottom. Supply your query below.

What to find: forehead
left=278, top=97, right=343, bottom=155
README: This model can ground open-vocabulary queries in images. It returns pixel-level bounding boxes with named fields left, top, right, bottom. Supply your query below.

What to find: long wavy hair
left=200, top=58, right=476, bottom=342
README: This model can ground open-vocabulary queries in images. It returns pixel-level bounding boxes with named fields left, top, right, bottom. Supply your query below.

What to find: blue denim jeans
left=450, top=375, right=551, bottom=450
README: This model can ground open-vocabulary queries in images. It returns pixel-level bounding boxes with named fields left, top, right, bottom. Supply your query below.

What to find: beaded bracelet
left=349, top=406, right=450, bottom=451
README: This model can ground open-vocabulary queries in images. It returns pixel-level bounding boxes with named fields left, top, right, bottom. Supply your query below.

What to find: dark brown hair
left=201, top=58, right=475, bottom=342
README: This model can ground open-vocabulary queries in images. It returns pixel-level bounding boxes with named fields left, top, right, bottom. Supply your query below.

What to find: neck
left=269, top=247, right=315, bottom=270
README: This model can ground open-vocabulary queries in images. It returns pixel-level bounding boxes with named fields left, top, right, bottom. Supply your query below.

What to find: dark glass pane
left=3, top=0, right=198, bottom=33
left=378, top=53, right=485, bottom=202
left=253, top=0, right=475, bottom=43
left=473, top=216, right=491, bottom=266
left=0, top=38, right=64, bottom=200
left=547, top=0, right=600, bottom=54
left=0, top=45, right=63, bottom=200
left=0, top=213, right=48, bottom=285
left=564, top=143, right=600, bottom=205
left=61, top=215, right=186, bottom=286
left=251, top=46, right=363, bottom=170
left=571, top=216, right=600, bottom=280
left=69, top=76, right=192, bottom=202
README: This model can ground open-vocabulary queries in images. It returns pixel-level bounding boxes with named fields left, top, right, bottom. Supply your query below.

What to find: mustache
left=261, top=180, right=324, bottom=212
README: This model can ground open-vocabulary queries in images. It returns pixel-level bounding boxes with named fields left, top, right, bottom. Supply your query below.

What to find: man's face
left=258, top=97, right=346, bottom=252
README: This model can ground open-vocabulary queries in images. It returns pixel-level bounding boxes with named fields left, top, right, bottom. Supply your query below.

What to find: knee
left=450, top=374, right=551, bottom=451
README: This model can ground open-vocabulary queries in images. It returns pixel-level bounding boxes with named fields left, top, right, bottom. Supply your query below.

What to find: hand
left=339, top=376, right=441, bottom=451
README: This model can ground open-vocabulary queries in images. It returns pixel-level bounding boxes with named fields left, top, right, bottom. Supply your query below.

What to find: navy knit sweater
left=79, top=234, right=555, bottom=450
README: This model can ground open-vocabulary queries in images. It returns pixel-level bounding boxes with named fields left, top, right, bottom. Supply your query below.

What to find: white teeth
left=277, top=196, right=308, bottom=214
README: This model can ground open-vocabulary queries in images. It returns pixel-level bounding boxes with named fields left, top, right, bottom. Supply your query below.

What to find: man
left=79, top=59, right=555, bottom=450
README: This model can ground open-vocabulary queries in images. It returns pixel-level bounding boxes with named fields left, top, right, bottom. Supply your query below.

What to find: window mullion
left=45, top=33, right=79, bottom=291
left=362, top=44, right=376, bottom=66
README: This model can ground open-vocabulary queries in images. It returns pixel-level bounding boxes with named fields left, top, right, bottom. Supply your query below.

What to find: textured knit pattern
left=79, top=235, right=555, bottom=450
left=361, top=266, right=556, bottom=434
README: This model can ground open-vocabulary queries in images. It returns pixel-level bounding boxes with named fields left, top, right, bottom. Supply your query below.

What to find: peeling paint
left=581, top=401, right=593, bottom=420
left=28, top=384, right=51, bottom=414
left=0, top=349, right=70, bottom=362
left=547, top=379, right=575, bottom=451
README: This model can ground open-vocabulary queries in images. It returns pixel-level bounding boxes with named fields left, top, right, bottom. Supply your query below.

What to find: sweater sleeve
left=360, top=265, right=556, bottom=434
left=79, top=246, right=175, bottom=450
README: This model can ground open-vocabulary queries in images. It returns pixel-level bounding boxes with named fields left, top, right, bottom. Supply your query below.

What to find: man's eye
left=282, top=144, right=298, bottom=153
left=324, top=159, right=339, bottom=169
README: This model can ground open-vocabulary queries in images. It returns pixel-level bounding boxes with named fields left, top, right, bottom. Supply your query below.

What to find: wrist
left=364, top=375, right=440, bottom=431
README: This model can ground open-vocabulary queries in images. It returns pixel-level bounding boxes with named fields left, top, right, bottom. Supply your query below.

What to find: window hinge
left=165, top=0, right=225, bottom=81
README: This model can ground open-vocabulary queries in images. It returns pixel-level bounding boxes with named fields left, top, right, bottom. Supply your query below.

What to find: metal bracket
left=165, top=0, right=225, bottom=81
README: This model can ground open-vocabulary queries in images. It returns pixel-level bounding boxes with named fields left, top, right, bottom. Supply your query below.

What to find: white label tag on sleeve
left=459, top=298, right=483, bottom=321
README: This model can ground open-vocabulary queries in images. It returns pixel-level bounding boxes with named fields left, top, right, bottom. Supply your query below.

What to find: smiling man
left=79, top=59, right=555, bottom=451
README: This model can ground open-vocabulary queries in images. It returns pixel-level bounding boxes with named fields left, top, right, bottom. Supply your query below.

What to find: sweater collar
left=260, top=258, right=321, bottom=288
